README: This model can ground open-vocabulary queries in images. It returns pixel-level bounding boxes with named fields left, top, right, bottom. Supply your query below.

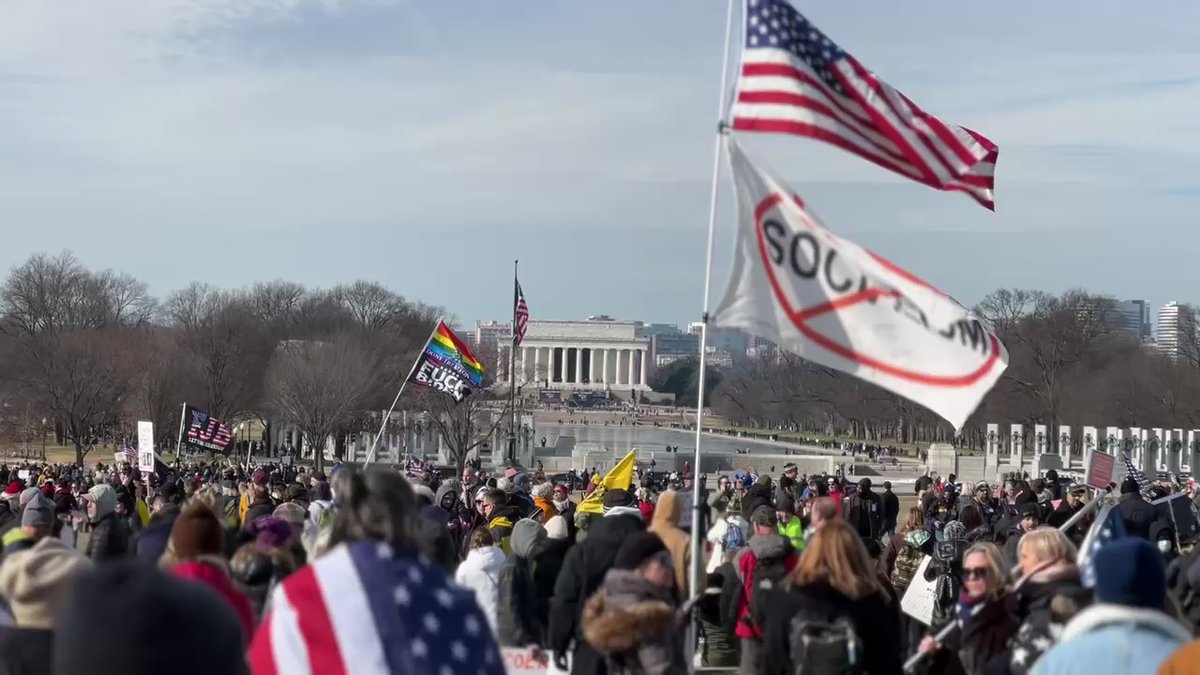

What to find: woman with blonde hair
left=1003, top=527, right=1091, bottom=675
left=917, top=542, right=1018, bottom=675
left=759, top=521, right=902, bottom=675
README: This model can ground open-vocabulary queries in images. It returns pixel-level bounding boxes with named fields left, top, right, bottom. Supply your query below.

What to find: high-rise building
left=1156, top=302, right=1196, bottom=359
left=1113, top=299, right=1152, bottom=339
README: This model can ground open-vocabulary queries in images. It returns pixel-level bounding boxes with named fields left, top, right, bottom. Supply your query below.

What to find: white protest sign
left=899, top=555, right=936, bottom=625
left=502, top=648, right=569, bottom=675
left=713, top=138, right=1008, bottom=429
left=17, top=470, right=29, bottom=482
left=137, top=421, right=155, bottom=473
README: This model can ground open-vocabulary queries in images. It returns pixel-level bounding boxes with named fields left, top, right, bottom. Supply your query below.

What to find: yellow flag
left=577, top=449, right=637, bottom=515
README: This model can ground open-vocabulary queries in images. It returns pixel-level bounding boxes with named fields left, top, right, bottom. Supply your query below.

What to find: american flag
left=514, top=281, right=529, bottom=346
left=1121, top=452, right=1150, bottom=496
left=183, top=405, right=234, bottom=454
left=732, top=0, right=999, bottom=210
left=249, top=540, right=505, bottom=675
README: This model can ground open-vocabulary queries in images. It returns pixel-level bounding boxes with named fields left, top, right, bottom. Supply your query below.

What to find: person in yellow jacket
left=776, top=494, right=805, bottom=551
left=238, top=482, right=251, bottom=527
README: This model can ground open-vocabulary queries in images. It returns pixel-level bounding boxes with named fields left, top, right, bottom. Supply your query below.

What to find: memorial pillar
left=627, top=349, right=635, bottom=387
left=603, top=349, right=610, bottom=385
left=558, top=347, right=567, bottom=384
left=640, top=350, right=648, bottom=387
left=590, top=348, right=598, bottom=385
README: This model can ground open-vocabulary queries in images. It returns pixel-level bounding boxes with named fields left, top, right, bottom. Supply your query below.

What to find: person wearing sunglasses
left=918, top=542, right=1017, bottom=675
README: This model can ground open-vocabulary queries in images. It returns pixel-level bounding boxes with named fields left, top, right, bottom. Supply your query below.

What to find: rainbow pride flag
left=425, top=321, right=485, bottom=386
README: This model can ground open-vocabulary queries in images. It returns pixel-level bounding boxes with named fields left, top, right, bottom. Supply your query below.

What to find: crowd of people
left=3, top=454, right=1200, bottom=674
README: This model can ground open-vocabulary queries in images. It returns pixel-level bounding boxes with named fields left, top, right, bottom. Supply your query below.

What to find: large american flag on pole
left=514, top=281, right=529, bottom=346
left=732, top=0, right=999, bottom=210
left=181, top=404, right=234, bottom=455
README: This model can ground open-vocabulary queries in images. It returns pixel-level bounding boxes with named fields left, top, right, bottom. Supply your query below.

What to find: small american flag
left=1079, top=504, right=1126, bottom=588
left=514, top=281, right=529, bottom=346
left=732, top=0, right=998, bottom=210
left=1121, top=452, right=1150, bottom=496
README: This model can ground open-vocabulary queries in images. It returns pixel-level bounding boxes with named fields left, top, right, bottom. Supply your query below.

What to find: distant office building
left=650, top=333, right=700, bottom=368
left=1157, top=302, right=1196, bottom=359
left=642, top=323, right=683, bottom=337
left=684, top=322, right=750, bottom=354
left=1113, top=299, right=1152, bottom=339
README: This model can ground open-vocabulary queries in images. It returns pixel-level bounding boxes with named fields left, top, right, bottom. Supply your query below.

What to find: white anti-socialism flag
left=713, top=137, right=1008, bottom=429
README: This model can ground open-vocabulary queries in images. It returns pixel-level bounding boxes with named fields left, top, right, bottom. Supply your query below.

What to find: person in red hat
left=0, top=482, right=23, bottom=542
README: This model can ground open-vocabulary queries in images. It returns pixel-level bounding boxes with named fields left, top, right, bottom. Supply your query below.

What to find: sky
left=2, top=1, right=1199, bottom=329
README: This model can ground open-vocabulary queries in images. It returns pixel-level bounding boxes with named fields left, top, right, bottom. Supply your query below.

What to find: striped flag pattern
left=1121, top=452, right=1150, bottom=496
left=732, top=0, right=998, bottom=210
left=249, top=540, right=504, bottom=675
left=514, top=282, right=529, bottom=346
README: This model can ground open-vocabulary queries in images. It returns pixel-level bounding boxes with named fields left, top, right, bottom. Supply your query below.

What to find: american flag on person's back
left=732, top=0, right=998, bottom=210
left=249, top=540, right=505, bottom=675
left=514, top=281, right=529, bottom=346
left=1122, top=452, right=1150, bottom=496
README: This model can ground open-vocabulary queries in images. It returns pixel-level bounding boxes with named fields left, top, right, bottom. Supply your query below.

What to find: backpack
left=788, top=607, right=864, bottom=675
left=890, top=539, right=926, bottom=595
left=745, top=552, right=789, bottom=630
left=722, top=518, right=747, bottom=553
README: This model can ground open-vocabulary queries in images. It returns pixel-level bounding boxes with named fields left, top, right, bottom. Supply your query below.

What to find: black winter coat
left=0, top=626, right=52, bottom=675
left=86, top=512, right=129, bottom=562
left=242, top=497, right=276, bottom=532
left=1001, top=571, right=1090, bottom=675
left=881, top=490, right=900, bottom=525
left=533, top=539, right=569, bottom=629
left=549, top=513, right=646, bottom=675
left=939, top=595, right=1017, bottom=675
left=1117, top=492, right=1156, bottom=540
left=760, top=581, right=902, bottom=675
left=845, top=490, right=883, bottom=541
left=497, top=553, right=542, bottom=647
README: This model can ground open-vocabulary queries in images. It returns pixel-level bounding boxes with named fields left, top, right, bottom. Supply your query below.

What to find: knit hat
left=510, top=518, right=546, bottom=559
left=249, top=515, right=294, bottom=551
left=1016, top=501, right=1040, bottom=519
left=1120, top=477, right=1141, bottom=495
left=2, top=481, right=21, bottom=499
left=0, top=538, right=91, bottom=629
left=54, top=560, right=248, bottom=675
left=1093, top=538, right=1166, bottom=610
left=252, top=469, right=268, bottom=487
left=544, top=515, right=569, bottom=541
left=273, top=502, right=307, bottom=530
left=614, top=532, right=668, bottom=570
left=602, top=488, right=634, bottom=511
left=168, top=502, right=225, bottom=560
left=18, top=487, right=40, bottom=509
left=21, top=493, right=54, bottom=529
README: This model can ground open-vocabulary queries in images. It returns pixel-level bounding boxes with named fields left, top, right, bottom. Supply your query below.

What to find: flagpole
left=364, top=320, right=441, bottom=467
left=174, top=402, right=187, bottom=466
left=509, top=259, right=519, bottom=466
left=688, top=0, right=738, bottom=629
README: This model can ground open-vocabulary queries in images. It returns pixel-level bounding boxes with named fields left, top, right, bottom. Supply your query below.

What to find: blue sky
left=1, top=1, right=1199, bottom=328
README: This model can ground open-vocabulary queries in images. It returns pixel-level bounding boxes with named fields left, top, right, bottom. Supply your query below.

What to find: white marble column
left=574, top=348, right=584, bottom=384
left=639, top=349, right=647, bottom=386
left=614, top=350, right=623, bottom=385
left=590, top=348, right=598, bottom=384
left=558, top=346, right=567, bottom=383
left=533, top=347, right=540, bottom=384
left=602, top=349, right=610, bottom=385
left=626, top=349, right=634, bottom=387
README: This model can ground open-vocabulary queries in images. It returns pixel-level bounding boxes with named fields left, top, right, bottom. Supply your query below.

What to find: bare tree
left=416, top=389, right=511, bottom=473
left=165, top=283, right=271, bottom=421
left=264, top=337, right=381, bottom=474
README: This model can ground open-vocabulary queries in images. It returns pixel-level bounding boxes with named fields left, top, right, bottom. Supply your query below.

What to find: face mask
left=1158, top=540, right=1173, bottom=554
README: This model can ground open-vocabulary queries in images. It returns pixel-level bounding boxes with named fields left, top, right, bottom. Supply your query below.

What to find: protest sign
left=1084, top=449, right=1115, bottom=491
left=502, top=647, right=568, bottom=675
left=137, top=420, right=155, bottom=473
left=899, top=555, right=936, bottom=625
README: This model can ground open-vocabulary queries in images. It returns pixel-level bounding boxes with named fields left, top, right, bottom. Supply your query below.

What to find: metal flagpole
left=364, top=320, right=441, bottom=467
left=174, top=403, right=188, bottom=466
left=688, top=0, right=739, bottom=645
left=509, top=259, right=519, bottom=465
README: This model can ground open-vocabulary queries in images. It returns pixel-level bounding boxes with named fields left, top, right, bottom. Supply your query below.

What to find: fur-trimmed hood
left=1061, top=603, right=1192, bottom=643
left=581, top=569, right=676, bottom=655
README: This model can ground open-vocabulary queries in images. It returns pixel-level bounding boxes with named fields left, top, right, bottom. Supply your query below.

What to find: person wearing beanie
left=272, top=502, right=309, bottom=566
left=1033, top=538, right=1190, bottom=675
left=0, top=536, right=92, bottom=675
left=164, top=502, right=255, bottom=640
left=3, top=494, right=57, bottom=556
left=845, top=477, right=883, bottom=543
left=82, top=483, right=129, bottom=562
left=581, top=531, right=685, bottom=674
left=1116, top=478, right=1156, bottom=540
left=775, top=493, right=805, bottom=552
left=549, top=484, right=646, bottom=675
left=56, top=561, right=249, bottom=675
left=496, top=519, right=547, bottom=648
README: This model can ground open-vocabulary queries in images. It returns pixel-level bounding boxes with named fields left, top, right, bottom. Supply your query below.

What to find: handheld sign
left=1084, top=450, right=1115, bottom=491
left=900, top=555, right=937, bottom=625
left=137, top=421, right=156, bottom=473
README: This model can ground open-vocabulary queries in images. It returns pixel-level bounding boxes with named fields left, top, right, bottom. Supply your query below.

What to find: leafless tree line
left=712, top=289, right=1200, bottom=454
left=0, top=251, right=501, bottom=470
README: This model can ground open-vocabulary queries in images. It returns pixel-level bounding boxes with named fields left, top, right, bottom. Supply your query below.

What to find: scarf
left=957, top=590, right=989, bottom=625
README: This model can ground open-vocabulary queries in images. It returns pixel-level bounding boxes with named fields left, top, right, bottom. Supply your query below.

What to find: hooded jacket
left=434, top=483, right=464, bottom=556
left=647, top=491, right=690, bottom=599
left=1032, top=604, right=1190, bottom=675
left=550, top=512, right=646, bottom=675
left=455, top=545, right=505, bottom=636
left=729, top=531, right=797, bottom=640
left=85, top=489, right=128, bottom=562
left=581, top=569, right=686, bottom=675
left=497, top=519, right=547, bottom=647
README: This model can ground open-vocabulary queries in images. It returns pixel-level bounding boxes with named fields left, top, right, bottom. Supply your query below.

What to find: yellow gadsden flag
left=577, top=449, right=637, bottom=515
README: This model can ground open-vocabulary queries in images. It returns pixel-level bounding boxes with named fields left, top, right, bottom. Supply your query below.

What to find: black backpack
left=788, top=607, right=864, bottom=675
left=745, top=553, right=789, bottom=631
